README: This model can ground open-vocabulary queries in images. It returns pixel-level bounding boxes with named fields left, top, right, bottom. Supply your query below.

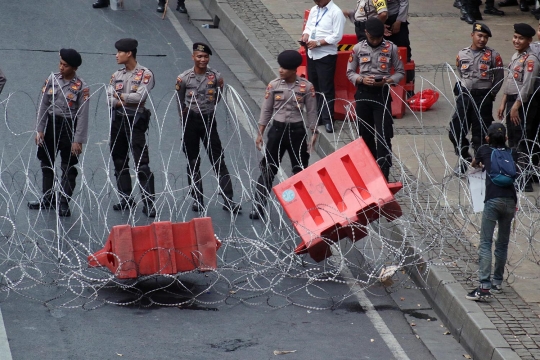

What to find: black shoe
left=157, top=5, right=165, bottom=12
left=177, top=5, right=187, bottom=13
left=470, top=8, right=483, bottom=19
left=92, top=0, right=109, bottom=8
left=58, top=202, right=71, bottom=217
left=484, top=6, right=505, bottom=15
left=142, top=205, right=156, bottom=218
left=223, top=201, right=242, bottom=214
left=113, top=198, right=135, bottom=211
left=466, top=287, right=492, bottom=301
left=453, top=0, right=462, bottom=7
left=498, top=0, right=517, bottom=5
left=325, top=123, right=334, bottom=133
left=520, top=2, right=530, bottom=11
left=461, top=12, right=476, bottom=24
left=27, top=198, right=55, bottom=210
left=192, top=200, right=204, bottom=212
left=249, top=205, right=264, bottom=220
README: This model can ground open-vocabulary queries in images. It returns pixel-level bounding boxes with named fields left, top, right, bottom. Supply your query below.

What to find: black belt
left=49, top=114, right=74, bottom=122
left=187, top=112, right=214, bottom=120
left=357, top=84, right=388, bottom=94
left=468, top=89, right=490, bottom=96
left=272, top=121, right=305, bottom=130
left=506, top=94, right=518, bottom=102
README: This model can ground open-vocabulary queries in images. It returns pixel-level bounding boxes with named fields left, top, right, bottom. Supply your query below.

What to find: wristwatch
left=316, top=40, right=321, bottom=47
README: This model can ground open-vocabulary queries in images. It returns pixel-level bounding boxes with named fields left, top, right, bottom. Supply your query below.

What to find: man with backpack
left=466, top=122, right=517, bottom=301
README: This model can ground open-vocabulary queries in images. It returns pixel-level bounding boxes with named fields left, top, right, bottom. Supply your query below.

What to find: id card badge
left=310, top=29, right=316, bottom=39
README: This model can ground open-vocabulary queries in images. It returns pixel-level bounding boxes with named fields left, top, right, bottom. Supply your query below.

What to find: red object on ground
left=88, top=218, right=221, bottom=279
left=273, top=138, right=403, bottom=262
left=407, top=89, right=439, bottom=112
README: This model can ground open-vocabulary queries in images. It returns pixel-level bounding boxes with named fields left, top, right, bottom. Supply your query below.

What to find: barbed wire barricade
left=0, top=67, right=537, bottom=310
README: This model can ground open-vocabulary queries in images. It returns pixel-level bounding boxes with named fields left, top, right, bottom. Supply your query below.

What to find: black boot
left=157, top=0, right=166, bottom=13
left=453, top=0, right=463, bottom=7
left=469, top=0, right=483, bottom=19
left=92, top=0, right=109, bottom=8
left=192, top=197, right=204, bottom=212
left=498, top=0, right=517, bottom=5
left=520, top=0, right=530, bottom=11
left=140, top=174, right=156, bottom=218
left=460, top=0, right=476, bottom=24
left=57, top=164, right=76, bottom=217
left=484, top=3, right=505, bottom=15
left=28, top=170, right=55, bottom=210
left=177, top=0, right=187, bottom=13
left=223, top=198, right=242, bottom=214
left=532, top=7, right=540, bottom=19
left=249, top=204, right=265, bottom=220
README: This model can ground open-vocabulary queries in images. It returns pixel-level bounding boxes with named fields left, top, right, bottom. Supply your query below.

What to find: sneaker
left=491, top=284, right=502, bottom=294
left=466, top=287, right=492, bottom=301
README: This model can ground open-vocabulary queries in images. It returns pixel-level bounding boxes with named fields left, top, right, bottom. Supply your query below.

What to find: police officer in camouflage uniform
left=108, top=38, right=156, bottom=217
left=28, top=49, right=89, bottom=217
left=176, top=42, right=241, bottom=214
left=346, top=17, right=404, bottom=181
left=344, top=0, right=388, bottom=42
left=249, top=50, right=319, bottom=220
left=497, top=23, right=540, bottom=192
left=450, top=23, right=504, bottom=175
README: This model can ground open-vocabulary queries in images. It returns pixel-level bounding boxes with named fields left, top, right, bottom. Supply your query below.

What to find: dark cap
left=115, top=38, right=138, bottom=52
left=193, top=42, right=212, bottom=55
left=365, top=17, right=385, bottom=38
left=514, top=23, right=536, bottom=38
left=277, top=50, right=303, bottom=70
left=473, top=22, right=491, bottom=37
left=488, top=122, right=506, bottom=137
left=59, top=48, right=82, bottom=68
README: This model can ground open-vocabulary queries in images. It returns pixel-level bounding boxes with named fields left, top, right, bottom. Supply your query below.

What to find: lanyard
left=315, top=7, right=328, bottom=28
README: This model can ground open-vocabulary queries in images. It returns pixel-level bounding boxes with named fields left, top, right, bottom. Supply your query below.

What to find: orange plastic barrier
left=88, top=218, right=221, bottom=279
left=407, top=89, right=439, bottom=112
left=297, top=10, right=415, bottom=120
left=273, top=138, right=403, bottom=262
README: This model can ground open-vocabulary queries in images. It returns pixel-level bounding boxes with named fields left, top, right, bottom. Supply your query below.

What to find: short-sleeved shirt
left=107, top=63, right=155, bottom=115
left=474, top=145, right=517, bottom=203
left=176, top=66, right=224, bottom=116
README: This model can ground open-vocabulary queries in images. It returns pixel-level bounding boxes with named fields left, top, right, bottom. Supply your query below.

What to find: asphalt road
left=0, top=1, right=469, bottom=359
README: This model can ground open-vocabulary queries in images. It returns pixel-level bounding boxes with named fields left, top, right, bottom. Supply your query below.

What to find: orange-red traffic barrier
left=407, top=89, right=439, bottom=112
left=88, top=218, right=221, bottom=279
left=273, top=138, right=403, bottom=262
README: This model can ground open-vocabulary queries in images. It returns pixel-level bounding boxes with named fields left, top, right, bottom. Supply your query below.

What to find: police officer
left=28, top=49, right=89, bottom=217
left=385, top=0, right=414, bottom=86
left=108, top=38, right=156, bottom=217
left=346, top=17, right=404, bottom=181
left=449, top=23, right=504, bottom=175
left=177, top=0, right=187, bottom=13
left=249, top=50, right=318, bottom=220
left=176, top=43, right=241, bottom=214
left=497, top=23, right=540, bottom=192
left=343, top=0, right=388, bottom=43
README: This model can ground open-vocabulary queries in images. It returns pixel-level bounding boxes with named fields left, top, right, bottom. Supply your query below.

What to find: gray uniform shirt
left=36, top=73, right=90, bottom=144
left=107, top=63, right=155, bottom=115
left=456, top=46, right=504, bottom=95
left=259, top=77, right=318, bottom=131
left=0, top=68, right=6, bottom=95
left=386, top=0, right=408, bottom=22
left=347, top=0, right=387, bottom=22
left=346, top=39, right=405, bottom=85
left=176, top=66, right=223, bottom=116
left=528, top=42, right=540, bottom=89
left=503, top=48, right=540, bottom=102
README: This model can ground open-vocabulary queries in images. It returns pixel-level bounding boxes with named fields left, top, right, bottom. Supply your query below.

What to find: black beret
left=277, top=50, right=302, bottom=70
left=59, top=48, right=82, bottom=68
left=365, top=17, right=385, bottom=38
left=115, top=38, right=138, bottom=52
left=193, top=42, right=212, bottom=55
left=488, top=122, right=506, bottom=137
left=473, top=22, right=492, bottom=37
left=514, top=23, right=536, bottom=38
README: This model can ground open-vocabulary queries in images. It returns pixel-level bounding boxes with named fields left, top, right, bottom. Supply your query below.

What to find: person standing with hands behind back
left=466, top=123, right=517, bottom=301
left=300, top=0, right=345, bottom=134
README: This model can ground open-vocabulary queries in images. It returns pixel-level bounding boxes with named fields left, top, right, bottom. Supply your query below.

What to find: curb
left=196, top=1, right=519, bottom=359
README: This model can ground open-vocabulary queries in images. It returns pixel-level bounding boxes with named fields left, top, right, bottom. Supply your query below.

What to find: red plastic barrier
left=407, top=89, right=439, bottom=112
left=298, top=10, right=415, bottom=120
left=273, top=138, right=403, bottom=262
left=88, top=218, right=221, bottom=279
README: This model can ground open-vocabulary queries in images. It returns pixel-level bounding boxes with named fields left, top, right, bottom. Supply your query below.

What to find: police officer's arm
left=305, top=83, right=319, bottom=152
left=256, top=83, right=275, bottom=151
left=0, top=68, right=7, bottom=95
left=510, top=57, right=539, bottom=124
left=121, top=70, right=155, bottom=106
left=36, top=77, right=52, bottom=146
left=175, top=75, right=187, bottom=117
left=386, top=44, right=405, bottom=84
left=347, top=46, right=362, bottom=85
left=216, top=72, right=225, bottom=105
left=391, top=0, right=409, bottom=34
left=72, top=83, right=90, bottom=155
left=497, top=93, right=507, bottom=120
left=107, top=73, right=120, bottom=109
left=491, top=51, right=505, bottom=97
left=373, top=0, right=388, bottom=24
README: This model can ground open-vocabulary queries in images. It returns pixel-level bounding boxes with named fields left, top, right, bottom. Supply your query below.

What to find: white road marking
left=166, top=9, right=193, bottom=52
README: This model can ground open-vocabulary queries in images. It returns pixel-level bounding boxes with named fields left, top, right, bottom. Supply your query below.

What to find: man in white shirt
left=301, top=0, right=345, bottom=133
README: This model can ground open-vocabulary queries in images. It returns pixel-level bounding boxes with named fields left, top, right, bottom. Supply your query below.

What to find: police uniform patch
left=456, top=55, right=460, bottom=68
left=208, top=89, right=214, bottom=95
left=176, top=76, right=182, bottom=83
left=48, top=88, right=54, bottom=95
left=266, top=84, right=273, bottom=91
left=68, top=101, right=73, bottom=108
left=349, top=54, right=353, bottom=63
left=137, top=70, right=144, bottom=76
left=207, top=74, right=215, bottom=81
left=134, top=76, right=142, bottom=81
left=188, top=91, right=194, bottom=96
left=480, top=64, right=488, bottom=70
left=381, top=64, right=387, bottom=70
left=42, top=86, right=46, bottom=93
left=71, top=81, right=81, bottom=91
left=528, top=60, right=535, bottom=72
left=495, top=55, right=503, bottom=67
left=515, top=66, right=522, bottom=72
left=382, top=48, right=389, bottom=53
left=131, top=85, right=138, bottom=92
left=207, top=81, right=214, bottom=85
left=115, top=83, right=123, bottom=91
left=176, top=84, right=180, bottom=91
left=361, top=57, right=369, bottom=62
left=275, top=95, right=282, bottom=100
left=310, top=86, right=315, bottom=97
left=218, top=78, right=224, bottom=87
left=475, top=24, right=482, bottom=31
left=83, top=88, right=90, bottom=101
left=482, top=72, right=487, bottom=77
left=485, top=50, right=491, bottom=56
left=265, top=92, right=269, bottom=99
left=208, top=96, right=214, bottom=101
left=143, top=74, right=152, bottom=84
left=67, top=93, right=74, bottom=100
left=380, top=56, right=388, bottom=63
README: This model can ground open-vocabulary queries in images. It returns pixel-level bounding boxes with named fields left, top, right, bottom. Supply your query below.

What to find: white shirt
left=302, top=1, right=345, bottom=60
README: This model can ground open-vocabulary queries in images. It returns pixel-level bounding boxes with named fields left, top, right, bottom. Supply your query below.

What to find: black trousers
left=384, top=14, right=413, bottom=83
left=110, top=111, right=154, bottom=202
left=449, top=89, right=494, bottom=159
left=254, top=121, right=310, bottom=207
left=182, top=112, right=233, bottom=202
left=355, top=86, right=394, bottom=172
left=354, top=21, right=367, bottom=43
left=525, top=91, right=540, bottom=166
left=505, top=96, right=530, bottom=173
left=37, top=115, right=79, bottom=202
left=307, top=54, right=337, bottom=126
